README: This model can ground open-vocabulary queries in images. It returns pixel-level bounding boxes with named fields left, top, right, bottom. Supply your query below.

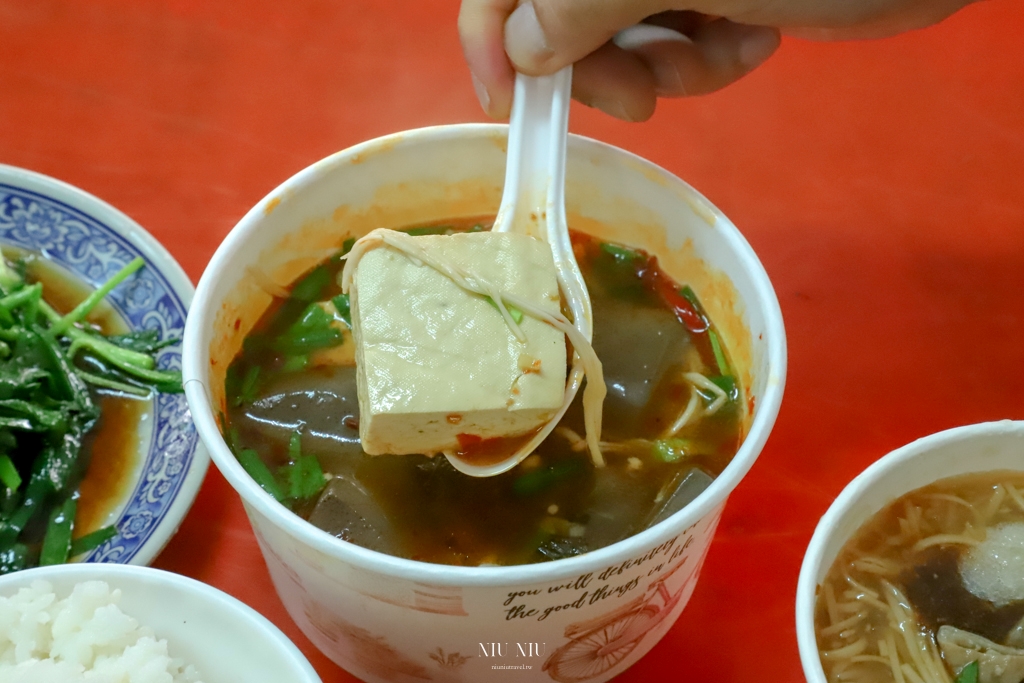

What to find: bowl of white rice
left=0, top=563, right=321, bottom=683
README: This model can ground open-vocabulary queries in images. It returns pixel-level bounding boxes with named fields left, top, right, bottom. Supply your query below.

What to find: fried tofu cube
left=350, top=231, right=566, bottom=455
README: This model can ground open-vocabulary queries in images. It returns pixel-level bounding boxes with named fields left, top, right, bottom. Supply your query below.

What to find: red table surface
left=3, top=1, right=1023, bottom=680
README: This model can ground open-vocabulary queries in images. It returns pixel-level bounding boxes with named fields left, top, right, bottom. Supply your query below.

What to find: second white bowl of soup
left=183, top=124, right=786, bottom=682
left=797, top=420, right=1024, bottom=683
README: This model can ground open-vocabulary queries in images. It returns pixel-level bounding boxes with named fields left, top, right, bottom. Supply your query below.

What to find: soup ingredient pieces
left=591, top=240, right=738, bottom=406
left=281, top=431, right=327, bottom=500
left=962, top=523, right=1024, bottom=607
left=0, top=579, right=203, bottom=682
left=343, top=230, right=567, bottom=455
left=237, top=367, right=361, bottom=457
left=0, top=250, right=182, bottom=574
left=939, top=626, right=1024, bottom=683
left=904, top=546, right=1024, bottom=644
left=646, top=468, right=713, bottom=528
left=591, top=297, right=692, bottom=434
left=226, top=427, right=325, bottom=508
left=308, top=474, right=398, bottom=555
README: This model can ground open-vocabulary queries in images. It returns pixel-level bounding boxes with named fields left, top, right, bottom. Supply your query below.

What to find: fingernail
left=505, top=2, right=553, bottom=66
left=738, top=27, right=781, bottom=69
left=470, top=71, right=491, bottom=114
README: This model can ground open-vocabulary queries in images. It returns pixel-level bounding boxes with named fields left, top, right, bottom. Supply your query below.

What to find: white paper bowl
left=0, top=563, right=320, bottom=682
left=796, top=420, right=1024, bottom=682
left=183, top=124, right=786, bottom=682
left=0, top=164, right=208, bottom=566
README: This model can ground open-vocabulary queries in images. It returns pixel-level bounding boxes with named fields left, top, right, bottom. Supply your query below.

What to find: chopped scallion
left=236, top=365, right=261, bottom=405
left=709, top=375, right=738, bottom=403
left=485, top=296, right=523, bottom=325
left=237, top=448, right=285, bottom=502
left=332, top=294, right=351, bottom=326
left=653, top=438, right=692, bottom=463
left=281, top=354, right=308, bottom=373
left=707, top=328, right=730, bottom=376
left=600, top=242, right=644, bottom=262
left=290, top=266, right=331, bottom=302
left=281, top=431, right=326, bottom=500
left=955, top=661, right=979, bottom=683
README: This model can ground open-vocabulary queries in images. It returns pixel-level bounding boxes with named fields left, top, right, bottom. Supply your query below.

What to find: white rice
left=0, top=579, right=203, bottom=683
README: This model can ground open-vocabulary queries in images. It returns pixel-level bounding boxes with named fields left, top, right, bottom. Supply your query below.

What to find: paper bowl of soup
left=183, top=124, right=786, bottom=682
left=796, top=420, right=1024, bottom=683
left=0, top=164, right=207, bottom=572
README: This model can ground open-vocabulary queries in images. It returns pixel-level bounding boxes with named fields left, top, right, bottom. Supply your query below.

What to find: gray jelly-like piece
left=646, top=468, right=714, bottom=528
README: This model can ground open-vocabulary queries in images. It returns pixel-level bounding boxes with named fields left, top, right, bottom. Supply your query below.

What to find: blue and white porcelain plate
left=0, top=164, right=208, bottom=566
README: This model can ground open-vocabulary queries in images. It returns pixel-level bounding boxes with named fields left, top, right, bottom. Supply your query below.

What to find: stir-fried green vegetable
left=0, top=247, right=182, bottom=574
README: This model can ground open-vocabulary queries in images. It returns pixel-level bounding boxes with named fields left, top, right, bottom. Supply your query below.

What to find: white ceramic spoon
left=444, top=67, right=595, bottom=477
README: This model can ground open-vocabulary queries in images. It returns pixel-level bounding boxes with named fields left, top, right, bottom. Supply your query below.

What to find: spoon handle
left=494, top=67, right=593, bottom=340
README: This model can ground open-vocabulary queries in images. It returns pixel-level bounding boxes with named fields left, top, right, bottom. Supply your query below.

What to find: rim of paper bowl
left=795, top=419, right=1024, bottom=682
left=0, top=563, right=321, bottom=682
left=183, top=123, right=787, bottom=587
left=0, top=163, right=209, bottom=567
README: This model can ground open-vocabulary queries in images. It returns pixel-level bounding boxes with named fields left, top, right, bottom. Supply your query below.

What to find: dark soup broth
left=223, top=221, right=745, bottom=566
left=815, top=471, right=1024, bottom=683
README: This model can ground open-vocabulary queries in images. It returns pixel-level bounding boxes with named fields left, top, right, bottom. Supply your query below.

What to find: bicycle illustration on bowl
left=542, top=549, right=708, bottom=682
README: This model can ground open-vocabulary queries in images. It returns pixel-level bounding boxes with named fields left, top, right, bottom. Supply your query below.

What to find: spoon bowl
left=443, top=68, right=600, bottom=477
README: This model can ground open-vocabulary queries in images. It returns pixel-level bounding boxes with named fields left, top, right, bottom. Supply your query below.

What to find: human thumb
left=504, top=0, right=673, bottom=75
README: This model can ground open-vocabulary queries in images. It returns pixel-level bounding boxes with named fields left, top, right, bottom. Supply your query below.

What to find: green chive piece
left=225, top=425, right=243, bottom=454
left=39, top=497, right=76, bottom=566
left=331, top=294, right=351, bottom=326
left=707, top=328, right=730, bottom=376
left=70, top=524, right=118, bottom=557
left=0, top=454, right=21, bottom=490
left=290, top=266, right=331, bottom=302
left=679, top=285, right=703, bottom=311
left=341, top=237, right=356, bottom=255
left=709, top=375, right=738, bottom=402
left=237, top=448, right=285, bottom=502
left=485, top=296, right=524, bottom=325
left=653, top=438, right=692, bottom=463
left=600, top=242, right=644, bottom=262
left=284, top=455, right=326, bottom=500
left=281, top=354, right=308, bottom=373
left=280, top=431, right=325, bottom=500
left=236, top=365, right=261, bottom=405
left=955, top=661, right=979, bottom=683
